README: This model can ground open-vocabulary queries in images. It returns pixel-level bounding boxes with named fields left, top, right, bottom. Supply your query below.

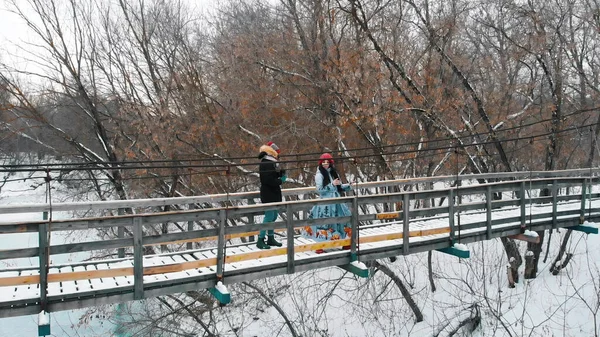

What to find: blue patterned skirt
left=300, top=202, right=352, bottom=242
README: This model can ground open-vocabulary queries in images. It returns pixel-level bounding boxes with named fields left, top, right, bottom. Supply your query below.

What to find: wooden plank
left=144, top=230, right=280, bottom=247
left=0, top=267, right=135, bottom=287
left=49, top=267, right=133, bottom=283
left=376, top=212, right=400, bottom=220
left=0, top=225, right=452, bottom=287
left=143, top=258, right=217, bottom=275
left=0, top=275, right=40, bottom=287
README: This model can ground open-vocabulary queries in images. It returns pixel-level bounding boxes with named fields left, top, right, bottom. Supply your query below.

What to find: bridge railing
left=1, top=168, right=597, bottom=215
left=0, top=171, right=599, bottom=307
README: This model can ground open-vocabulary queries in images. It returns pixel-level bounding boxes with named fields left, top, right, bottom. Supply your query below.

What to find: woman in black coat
left=256, top=142, right=287, bottom=249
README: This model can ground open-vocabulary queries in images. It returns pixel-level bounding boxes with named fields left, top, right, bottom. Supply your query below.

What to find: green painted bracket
left=569, top=225, right=599, bottom=234
left=38, top=311, right=50, bottom=336
left=437, top=246, right=470, bottom=259
left=208, top=282, right=231, bottom=305
left=339, top=261, right=370, bottom=278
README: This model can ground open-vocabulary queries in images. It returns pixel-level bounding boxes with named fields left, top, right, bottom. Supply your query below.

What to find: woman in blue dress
left=301, top=153, right=352, bottom=251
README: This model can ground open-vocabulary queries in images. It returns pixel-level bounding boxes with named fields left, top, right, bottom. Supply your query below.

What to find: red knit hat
left=318, top=153, right=333, bottom=166
left=267, top=141, right=280, bottom=154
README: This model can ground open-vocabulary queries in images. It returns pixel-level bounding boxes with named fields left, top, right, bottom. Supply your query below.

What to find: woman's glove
left=281, top=175, right=287, bottom=183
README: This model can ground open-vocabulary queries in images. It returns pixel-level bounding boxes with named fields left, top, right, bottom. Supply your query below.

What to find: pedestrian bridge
left=0, top=169, right=599, bottom=321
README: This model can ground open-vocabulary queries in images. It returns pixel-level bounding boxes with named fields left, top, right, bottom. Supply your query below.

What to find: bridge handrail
left=0, top=175, right=596, bottom=230
left=0, top=168, right=598, bottom=215
left=0, top=175, right=595, bottom=229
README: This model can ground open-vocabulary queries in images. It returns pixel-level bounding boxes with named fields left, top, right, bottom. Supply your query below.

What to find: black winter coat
left=258, top=154, right=284, bottom=203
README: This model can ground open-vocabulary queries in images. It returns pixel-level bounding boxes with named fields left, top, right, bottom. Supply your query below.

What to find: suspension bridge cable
left=3, top=120, right=597, bottom=176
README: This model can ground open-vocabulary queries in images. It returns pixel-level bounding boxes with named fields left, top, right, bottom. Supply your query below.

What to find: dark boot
left=256, top=238, right=271, bottom=250
left=267, top=235, right=282, bottom=247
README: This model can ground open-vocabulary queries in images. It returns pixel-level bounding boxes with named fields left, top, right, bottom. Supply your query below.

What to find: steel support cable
left=3, top=119, right=598, bottom=174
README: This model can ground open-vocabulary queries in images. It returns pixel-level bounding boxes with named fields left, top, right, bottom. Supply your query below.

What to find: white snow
left=350, top=260, right=367, bottom=270
left=37, top=310, right=49, bottom=325
left=453, top=243, right=468, bottom=251
left=524, top=229, right=539, bottom=237
left=215, top=281, right=229, bottom=294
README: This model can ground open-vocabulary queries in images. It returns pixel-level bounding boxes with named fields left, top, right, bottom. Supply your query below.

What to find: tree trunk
left=550, top=229, right=573, bottom=275
left=428, top=251, right=436, bottom=292
left=524, top=230, right=545, bottom=279
left=370, top=260, right=424, bottom=322
left=500, top=237, right=522, bottom=286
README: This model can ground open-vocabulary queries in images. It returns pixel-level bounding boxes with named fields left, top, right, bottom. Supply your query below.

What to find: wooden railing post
left=448, top=189, right=455, bottom=245
left=216, top=209, right=226, bottom=279
left=520, top=181, right=526, bottom=232
left=351, top=198, right=359, bottom=261
left=486, top=185, right=492, bottom=240
left=402, top=192, right=410, bottom=255
left=133, top=217, right=144, bottom=300
left=118, top=208, right=125, bottom=258
left=248, top=199, right=255, bottom=242
left=580, top=179, right=588, bottom=224
left=286, top=204, right=295, bottom=273
left=39, top=212, right=49, bottom=312
left=187, top=204, right=195, bottom=250
left=552, top=179, right=558, bottom=229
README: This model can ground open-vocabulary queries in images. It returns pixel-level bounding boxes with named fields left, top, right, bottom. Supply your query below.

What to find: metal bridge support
left=208, top=282, right=231, bottom=304
left=208, top=209, right=231, bottom=305
left=436, top=188, right=470, bottom=258
left=437, top=246, right=470, bottom=259
left=38, top=310, right=50, bottom=336
left=569, top=225, right=599, bottom=234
